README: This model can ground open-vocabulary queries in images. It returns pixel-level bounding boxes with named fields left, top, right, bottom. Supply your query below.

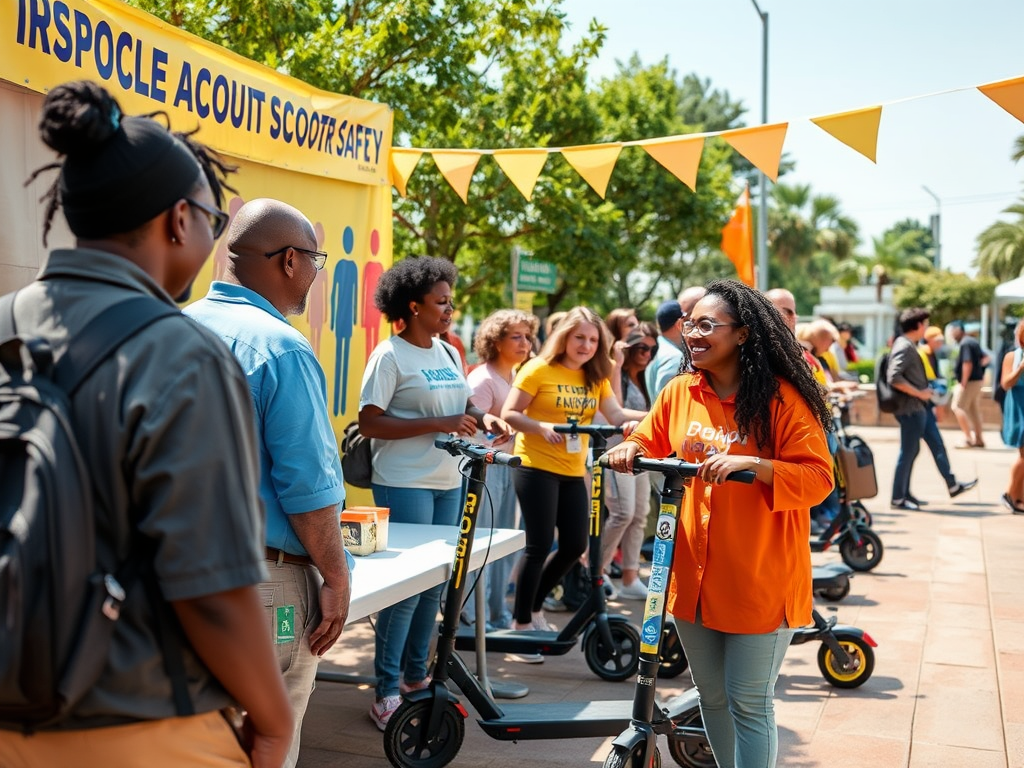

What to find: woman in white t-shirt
left=358, top=257, right=510, bottom=731
left=462, top=309, right=539, bottom=630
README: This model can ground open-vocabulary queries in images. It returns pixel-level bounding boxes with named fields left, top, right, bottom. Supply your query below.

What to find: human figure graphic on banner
left=331, top=225, right=359, bottom=415
left=307, top=222, right=330, bottom=357
left=362, top=228, right=384, bottom=363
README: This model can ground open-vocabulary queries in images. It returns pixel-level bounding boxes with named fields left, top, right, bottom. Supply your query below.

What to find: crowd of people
left=3, top=79, right=1016, bottom=768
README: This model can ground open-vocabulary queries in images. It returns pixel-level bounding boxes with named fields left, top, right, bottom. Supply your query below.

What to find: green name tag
left=276, top=605, right=296, bottom=644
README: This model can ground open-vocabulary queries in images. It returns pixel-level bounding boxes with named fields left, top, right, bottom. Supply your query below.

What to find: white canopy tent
left=995, top=275, right=1024, bottom=302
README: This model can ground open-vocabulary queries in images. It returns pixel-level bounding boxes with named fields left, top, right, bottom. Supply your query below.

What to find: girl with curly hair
left=603, top=279, right=834, bottom=768
left=358, top=256, right=511, bottom=729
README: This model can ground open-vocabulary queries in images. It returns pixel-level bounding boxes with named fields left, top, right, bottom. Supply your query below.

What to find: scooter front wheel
left=383, top=698, right=466, bottom=768
left=583, top=618, right=641, bottom=681
left=604, top=742, right=662, bottom=768
left=816, top=579, right=851, bottom=602
left=817, top=633, right=875, bottom=688
left=839, top=527, right=883, bottom=571
left=667, top=708, right=715, bottom=768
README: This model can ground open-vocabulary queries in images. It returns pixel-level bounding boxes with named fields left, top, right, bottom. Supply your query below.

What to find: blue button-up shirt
left=185, top=282, right=346, bottom=559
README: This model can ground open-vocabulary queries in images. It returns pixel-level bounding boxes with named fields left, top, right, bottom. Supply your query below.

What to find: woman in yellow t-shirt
left=501, top=306, right=644, bottom=631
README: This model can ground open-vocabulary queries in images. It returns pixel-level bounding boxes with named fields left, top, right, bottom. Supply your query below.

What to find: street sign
left=516, top=257, right=557, bottom=293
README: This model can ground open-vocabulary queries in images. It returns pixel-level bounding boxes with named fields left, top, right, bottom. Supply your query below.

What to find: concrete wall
left=847, top=385, right=1004, bottom=431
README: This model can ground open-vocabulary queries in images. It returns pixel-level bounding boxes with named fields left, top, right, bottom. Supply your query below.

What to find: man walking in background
left=950, top=320, right=989, bottom=448
left=186, top=198, right=352, bottom=768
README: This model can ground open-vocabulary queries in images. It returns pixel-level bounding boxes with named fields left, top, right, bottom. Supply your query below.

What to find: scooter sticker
left=655, top=512, right=676, bottom=540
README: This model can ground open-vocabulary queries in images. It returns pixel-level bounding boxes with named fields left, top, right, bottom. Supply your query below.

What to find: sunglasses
left=185, top=198, right=229, bottom=239
left=265, top=245, right=329, bottom=271
left=630, top=343, right=658, bottom=354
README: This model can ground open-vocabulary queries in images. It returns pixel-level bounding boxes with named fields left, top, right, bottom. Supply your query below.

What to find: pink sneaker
left=399, top=676, right=431, bottom=696
left=370, top=695, right=402, bottom=731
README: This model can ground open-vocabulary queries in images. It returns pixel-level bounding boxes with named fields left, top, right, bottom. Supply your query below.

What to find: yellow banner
left=2, top=0, right=393, bottom=186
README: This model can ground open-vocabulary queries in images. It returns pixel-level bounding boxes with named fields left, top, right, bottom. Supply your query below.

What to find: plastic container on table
left=340, top=506, right=390, bottom=555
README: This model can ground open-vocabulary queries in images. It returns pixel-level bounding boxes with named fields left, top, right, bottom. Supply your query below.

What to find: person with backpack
left=887, top=308, right=977, bottom=510
left=0, top=82, right=292, bottom=767
left=184, top=198, right=353, bottom=768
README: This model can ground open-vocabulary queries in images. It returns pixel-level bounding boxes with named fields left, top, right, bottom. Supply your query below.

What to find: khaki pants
left=0, top=710, right=250, bottom=768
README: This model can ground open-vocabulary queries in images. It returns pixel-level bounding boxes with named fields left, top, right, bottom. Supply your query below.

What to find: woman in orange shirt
left=603, top=279, right=833, bottom=768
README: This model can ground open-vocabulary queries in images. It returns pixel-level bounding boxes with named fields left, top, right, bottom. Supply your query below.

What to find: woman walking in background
left=999, top=319, right=1024, bottom=514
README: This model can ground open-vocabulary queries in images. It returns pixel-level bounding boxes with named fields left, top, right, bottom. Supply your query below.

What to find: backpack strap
left=54, top=296, right=181, bottom=397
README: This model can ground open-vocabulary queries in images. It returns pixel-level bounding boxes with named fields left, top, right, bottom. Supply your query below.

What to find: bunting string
left=391, top=74, right=1024, bottom=203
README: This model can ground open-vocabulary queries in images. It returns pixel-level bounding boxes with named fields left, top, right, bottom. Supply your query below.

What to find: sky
left=559, top=0, right=1024, bottom=277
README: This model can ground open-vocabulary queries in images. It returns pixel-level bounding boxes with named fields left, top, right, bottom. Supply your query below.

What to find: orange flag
left=721, top=186, right=754, bottom=287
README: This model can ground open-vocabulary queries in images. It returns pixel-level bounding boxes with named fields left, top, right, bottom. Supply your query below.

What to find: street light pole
left=921, top=185, right=941, bottom=270
left=750, top=0, right=769, bottom=290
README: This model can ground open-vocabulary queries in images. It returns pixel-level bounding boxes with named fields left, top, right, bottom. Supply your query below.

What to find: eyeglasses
left=683, top=318, right=743, bottom=337
left=185, top=198, right=229, bottom=239
left=630, top=343, right=658, bottom=354
left=264, top=245, right=329, bottom=271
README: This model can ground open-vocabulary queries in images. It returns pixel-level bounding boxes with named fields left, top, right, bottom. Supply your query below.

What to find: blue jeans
left=812, top=431, right=841, bottom=521
left=892, top=409, right=927, bottom=501
left=922, top=406, right=956, bottom=487
left=371, top=484, right=462, bottom=698
left=675, top=612, right=796, bottom=768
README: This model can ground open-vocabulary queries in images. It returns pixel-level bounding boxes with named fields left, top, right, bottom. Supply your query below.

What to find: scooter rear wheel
left=604, top=742, right=662, bottom=768
left=817, top=633, right=875, bottom=688
left=839, top=527, right=883, bottom=571
left=667, top=709, right=715, bottom=768
left=583, top=618, right=641, bottom=681
left=657, top=623, right=689, bottom=678
left=383, top=698, right=465, bottom=768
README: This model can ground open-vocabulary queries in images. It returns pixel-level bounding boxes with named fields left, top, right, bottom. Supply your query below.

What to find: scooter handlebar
left=553, top=423, right=624, bottom=437
left=434, top=436, right=522, bottom=467
left=597, top=454, right=755, bottom=484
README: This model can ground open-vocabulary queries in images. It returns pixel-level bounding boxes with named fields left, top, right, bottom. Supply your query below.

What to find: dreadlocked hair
left=25, top=80, right=236, bottom=245
left=687, top=279, right=832, bottom=450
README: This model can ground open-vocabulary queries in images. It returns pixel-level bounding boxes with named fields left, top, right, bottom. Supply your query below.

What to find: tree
left=974, top=200, right=1024, bottom=281
left=895, top=271, right=997, bottom=328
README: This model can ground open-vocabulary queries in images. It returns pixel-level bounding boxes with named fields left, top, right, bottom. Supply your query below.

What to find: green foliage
left=974, top=199, right=1024, bottom=282
left=894, top=271, right=997, bottom=327
left=847, top=359, right=876, bottom=383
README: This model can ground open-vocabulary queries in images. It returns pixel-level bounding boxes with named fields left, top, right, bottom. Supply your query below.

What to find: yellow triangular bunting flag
left=431, top=151, right=483, bottom=203
left=978, top=76, right=1024, bottom=124
left=640, top=136, right=705, bottom=191
left=810, top=106, right=882, bottom=163
left=390, top=149, right=423, bottom=197
left=560, top=143, right=623, bottom=199
left=720, top=123, right=788, bottom=182
left=492, top=149, right=550, bottom=201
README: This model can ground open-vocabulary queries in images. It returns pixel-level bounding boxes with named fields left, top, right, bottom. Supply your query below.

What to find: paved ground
left=299, top=424, right=1024, bottom=768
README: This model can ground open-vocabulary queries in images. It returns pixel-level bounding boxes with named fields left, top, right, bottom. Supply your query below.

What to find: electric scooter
left=597, top=456, right=878, bottom=768
left=453, top=421, right=641, bottom=681
left=384, top=437, right=641, bottom=768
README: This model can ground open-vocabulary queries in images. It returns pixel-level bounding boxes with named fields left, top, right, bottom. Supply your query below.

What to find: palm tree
left=975, top=201, right=1024, bottom=281
left=768, top=183, right=859, bottom=265
left=1013, top=134, right=1024, bottom=164
left=834, top=230, right=934, bottom=302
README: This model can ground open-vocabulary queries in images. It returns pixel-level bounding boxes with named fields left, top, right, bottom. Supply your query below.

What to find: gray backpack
left=0, top=291, right=179, bottom=730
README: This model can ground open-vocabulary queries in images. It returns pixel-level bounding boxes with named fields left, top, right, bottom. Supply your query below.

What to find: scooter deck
left=476, top=699, right=634, bottom=740
left=453, top=626, right=576, bottom=654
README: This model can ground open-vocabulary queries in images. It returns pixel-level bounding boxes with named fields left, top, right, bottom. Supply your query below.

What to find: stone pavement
left=299, top=424, right=1024, bottom=768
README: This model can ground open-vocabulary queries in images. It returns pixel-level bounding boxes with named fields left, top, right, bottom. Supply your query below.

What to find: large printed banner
left=2, top=0, right=393, bottom=186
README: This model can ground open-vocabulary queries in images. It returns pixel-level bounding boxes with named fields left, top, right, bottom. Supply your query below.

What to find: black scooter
left=384, top=437, right=641, bottom=768
left=598, top=455, right=878, bottom=768
left=453, top=422, right=641, bottom=681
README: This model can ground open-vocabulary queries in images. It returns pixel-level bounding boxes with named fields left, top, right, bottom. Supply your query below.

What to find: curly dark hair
left=681, top=279, right=832, bottom=449
left=26, top=80, right=236, bottom=245
left=374, top=256, right=459, bottom=323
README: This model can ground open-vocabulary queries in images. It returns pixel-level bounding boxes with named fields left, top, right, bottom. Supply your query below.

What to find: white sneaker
left=617, top=580, right=649, bottom=600
left=507, top=652, right=545, bottom=664
left=370, top=695, right=402, bottom=731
